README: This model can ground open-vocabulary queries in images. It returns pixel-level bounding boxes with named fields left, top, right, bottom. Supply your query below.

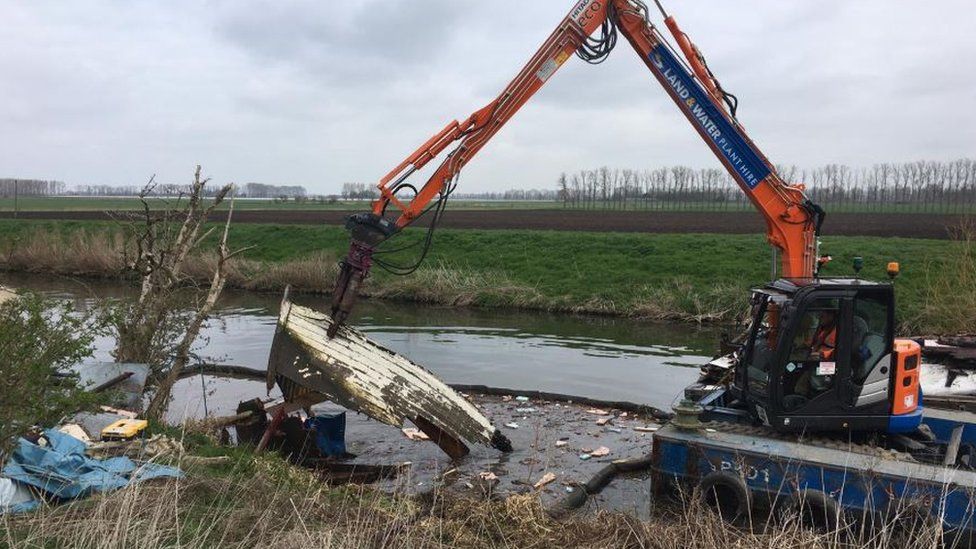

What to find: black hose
left=547, top=454, right=654, bottom=517
left=575, top=4, right=618, bottom=64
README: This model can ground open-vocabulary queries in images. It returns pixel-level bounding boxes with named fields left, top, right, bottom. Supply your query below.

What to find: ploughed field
left=0, top=209, right=963, bottom=239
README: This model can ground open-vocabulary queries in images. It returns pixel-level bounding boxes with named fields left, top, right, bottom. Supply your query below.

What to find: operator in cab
left=809, top=310, right=837, bottom=360
left=784, top=307, right=839, bottom=409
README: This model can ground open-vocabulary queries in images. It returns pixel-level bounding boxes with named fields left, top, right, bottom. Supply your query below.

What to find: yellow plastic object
left=100, top=419, right=149, bottom=441
left=887, top=261, right=900, bottom=279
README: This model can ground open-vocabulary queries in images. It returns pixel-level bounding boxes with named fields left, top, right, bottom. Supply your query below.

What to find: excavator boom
left=328, top=0, right=823, bottom=334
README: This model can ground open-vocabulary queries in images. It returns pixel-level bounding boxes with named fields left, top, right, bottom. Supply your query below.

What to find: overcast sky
left=2, top=1, right=975, bottom=194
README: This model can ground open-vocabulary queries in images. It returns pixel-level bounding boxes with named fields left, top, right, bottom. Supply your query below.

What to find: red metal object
left=256, top=408, right=286, bottom=453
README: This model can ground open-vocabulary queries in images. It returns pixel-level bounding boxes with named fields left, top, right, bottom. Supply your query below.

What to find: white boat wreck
left=266, top=294, right=512, bottom=459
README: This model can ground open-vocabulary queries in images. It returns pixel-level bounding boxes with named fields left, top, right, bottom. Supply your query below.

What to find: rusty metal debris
left=267, top=294, right=512, bottom=459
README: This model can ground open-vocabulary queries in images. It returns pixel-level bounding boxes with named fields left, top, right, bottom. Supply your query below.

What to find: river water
left=0, top=273, right=723, bottom=420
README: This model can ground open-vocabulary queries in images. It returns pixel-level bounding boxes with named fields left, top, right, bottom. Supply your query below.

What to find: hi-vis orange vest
left=812, top=325, right=837, bottom=360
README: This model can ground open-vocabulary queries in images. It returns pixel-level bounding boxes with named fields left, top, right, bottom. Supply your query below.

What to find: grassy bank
left=0, top=425, right=942, bottom=548
left=0, top=219, right=972, bottom=333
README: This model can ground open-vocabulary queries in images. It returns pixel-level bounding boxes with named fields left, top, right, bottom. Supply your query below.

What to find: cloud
left=0, top=0, right=974, bottom=192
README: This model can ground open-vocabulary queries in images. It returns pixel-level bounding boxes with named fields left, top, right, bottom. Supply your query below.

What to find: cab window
left=744, top=295, right=780, bottom=394
left=852, top=295, right=890, bottom=383
left=782, top=298, right=840, bottom=411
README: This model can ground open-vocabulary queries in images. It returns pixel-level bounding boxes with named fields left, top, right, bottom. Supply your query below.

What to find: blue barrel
left=304, top=412, right=347, bottom=456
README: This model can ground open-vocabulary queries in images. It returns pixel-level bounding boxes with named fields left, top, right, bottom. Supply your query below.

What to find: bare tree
left=145, top=197, right=252, bottom=419
left=107, top=166, right=241, bottom=421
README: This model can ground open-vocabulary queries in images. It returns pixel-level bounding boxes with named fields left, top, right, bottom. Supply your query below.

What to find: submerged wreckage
left=264, top=293, right=512, bottom=459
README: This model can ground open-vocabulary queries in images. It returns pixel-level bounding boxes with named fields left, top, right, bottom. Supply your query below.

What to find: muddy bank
left=272, top=393, right=662, bottom=515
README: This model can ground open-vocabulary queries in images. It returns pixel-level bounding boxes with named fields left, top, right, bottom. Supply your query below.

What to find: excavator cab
left=732, top=279, right=923, bottom=434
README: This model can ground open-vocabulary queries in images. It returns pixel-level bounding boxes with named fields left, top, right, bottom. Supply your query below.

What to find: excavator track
left=700, top=421, right=916, bottom=462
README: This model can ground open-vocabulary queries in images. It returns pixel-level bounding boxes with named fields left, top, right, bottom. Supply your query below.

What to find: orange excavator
left=326, top=0, right=923, bottom=436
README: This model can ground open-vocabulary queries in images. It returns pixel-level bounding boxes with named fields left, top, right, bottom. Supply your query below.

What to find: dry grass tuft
left=0, top=229, right=339, bottom=295
left=1, top=230, right=126, bottom=276
left=367, top=263, right=546, bottom=309
left=630, top=279, right=745, bottom=324
left=182, top=251, right=338, bottom=293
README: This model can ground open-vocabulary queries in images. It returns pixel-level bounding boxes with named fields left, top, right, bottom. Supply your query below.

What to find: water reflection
left=1, top=272, right=723, bottom=409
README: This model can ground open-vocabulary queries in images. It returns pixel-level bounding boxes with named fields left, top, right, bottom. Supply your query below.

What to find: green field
left=0, top=219, right=969, bottom=333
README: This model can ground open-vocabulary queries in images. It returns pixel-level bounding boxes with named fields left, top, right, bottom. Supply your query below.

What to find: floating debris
left=533, top=472, right=557, bottom=489
left=596, top=417, right=612, bottom=426
left=633, top=426, right=659, bottom=433
left=606, top=427, right=623, bottom=433
left=515, top=396, right=530, bottom=402
left=591, top=446, right=610, bottom=457
left=579, top=453, right=592, bottom=461
left=586, top=408, right=610, bottom=416
left=402, top=428, right=430, bottom=441
left=555, top=440, right=569, bottom=447
left=515, top=407, right=538, bottom=413
left=478, top=471, right=498, bottom=481
left=505, top=422, right=520, bottom=429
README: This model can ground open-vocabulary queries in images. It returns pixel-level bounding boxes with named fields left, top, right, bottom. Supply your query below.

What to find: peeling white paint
left=268, top=299, right=498, bottom=447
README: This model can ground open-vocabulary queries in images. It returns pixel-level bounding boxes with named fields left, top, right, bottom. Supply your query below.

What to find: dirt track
left=0, top=210, right=963, bottom=239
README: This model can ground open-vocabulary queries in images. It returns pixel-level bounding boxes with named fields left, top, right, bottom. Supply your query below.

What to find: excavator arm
left=328, top=0, right=824, bottom=336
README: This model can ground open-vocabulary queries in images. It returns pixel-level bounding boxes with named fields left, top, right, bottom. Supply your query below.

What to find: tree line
left=0, top=179, right=67, bottom=197
left=0, top=179, right=308, bottom=199
left=240, top=182, right=307, bottom=199
left=341, top=181, right=558, bottom=202
left=556, top=159, right=976, bottom=213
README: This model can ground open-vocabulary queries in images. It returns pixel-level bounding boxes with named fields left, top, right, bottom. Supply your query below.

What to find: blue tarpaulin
left=1, top=429, right=182, bottom=514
